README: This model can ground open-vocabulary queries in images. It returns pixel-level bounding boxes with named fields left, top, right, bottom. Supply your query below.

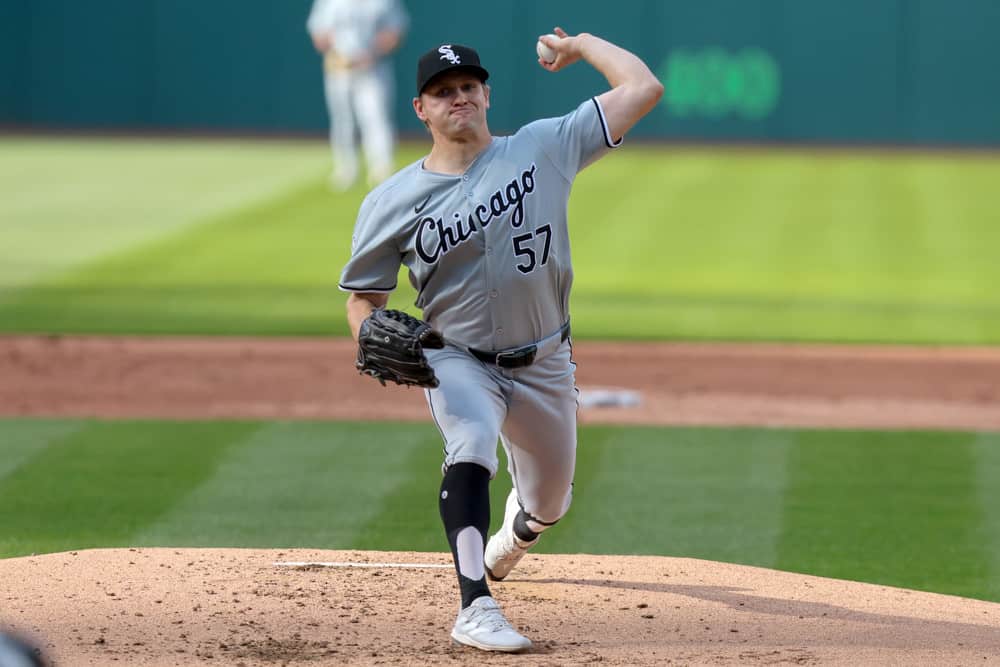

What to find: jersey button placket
left=479, top=181, right=502, bottom=348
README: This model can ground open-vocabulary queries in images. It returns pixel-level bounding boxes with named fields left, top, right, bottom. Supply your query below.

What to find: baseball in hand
left=536, top=35, right=558, bottom=64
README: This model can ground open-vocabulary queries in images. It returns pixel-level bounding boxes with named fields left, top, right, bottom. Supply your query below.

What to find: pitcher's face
left=414, top=71, right=491, bottom=139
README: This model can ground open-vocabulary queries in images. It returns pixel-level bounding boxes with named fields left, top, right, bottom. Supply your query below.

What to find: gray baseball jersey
left=340, top=97, right=620, bottom=526
left=340, top=97, right=620, bottom=351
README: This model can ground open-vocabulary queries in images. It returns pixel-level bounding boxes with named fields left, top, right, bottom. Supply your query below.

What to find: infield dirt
left=1, top=335, right=1000, bottom=666
left=3, top=335, right=1000, bottom=430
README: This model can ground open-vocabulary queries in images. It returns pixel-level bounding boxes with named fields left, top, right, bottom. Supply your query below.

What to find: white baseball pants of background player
left=323, top=62, right=396, bottom=189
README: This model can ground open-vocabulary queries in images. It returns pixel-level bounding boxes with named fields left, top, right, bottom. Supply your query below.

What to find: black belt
left=468, top=322, right=571, bottom=369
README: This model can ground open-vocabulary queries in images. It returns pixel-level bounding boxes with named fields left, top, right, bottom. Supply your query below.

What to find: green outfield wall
left=2, top=0, right=998, bottom=145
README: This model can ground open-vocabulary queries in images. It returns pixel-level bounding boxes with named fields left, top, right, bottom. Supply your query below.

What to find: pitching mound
left=2, top=548, right=999, bottom=666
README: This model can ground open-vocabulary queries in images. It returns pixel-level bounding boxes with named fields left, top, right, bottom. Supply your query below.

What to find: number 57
left=512, top=224, right=552, bottom=274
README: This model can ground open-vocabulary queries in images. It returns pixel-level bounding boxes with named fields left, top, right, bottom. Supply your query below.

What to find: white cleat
left=450, top=595, right=532, bottom=653
left=485, top=489, right=538, bottom=581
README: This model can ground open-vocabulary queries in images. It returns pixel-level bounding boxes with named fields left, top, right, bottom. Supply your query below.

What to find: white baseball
left=536, top=35, right=558, bottom=64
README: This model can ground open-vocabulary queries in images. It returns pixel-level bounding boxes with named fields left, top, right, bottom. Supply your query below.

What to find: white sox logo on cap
left=438, top=45, right=461, bottom=64
left=416, top=43, right=489, bottom=93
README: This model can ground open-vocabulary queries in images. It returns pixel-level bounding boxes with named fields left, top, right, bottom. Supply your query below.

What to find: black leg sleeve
left=439, top=462, right=492, bottom=608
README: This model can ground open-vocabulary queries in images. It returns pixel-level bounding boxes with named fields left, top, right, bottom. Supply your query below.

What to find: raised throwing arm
left=538, top=28, right=664, bottom=143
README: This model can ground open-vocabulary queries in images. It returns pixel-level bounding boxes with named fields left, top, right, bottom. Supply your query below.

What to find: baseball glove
left=356, top=308, right=445, bottom=388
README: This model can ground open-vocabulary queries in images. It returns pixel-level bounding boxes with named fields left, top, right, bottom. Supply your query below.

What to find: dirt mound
left=1, top=548, right=998, bottom=666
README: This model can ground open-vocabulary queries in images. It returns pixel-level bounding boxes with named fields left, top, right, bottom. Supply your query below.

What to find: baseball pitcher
left=340, top=27, right=663, bottom=653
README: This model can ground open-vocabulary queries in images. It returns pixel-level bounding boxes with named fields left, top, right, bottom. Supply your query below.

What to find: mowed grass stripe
left=0, top=180, right=371, bottom=335
left=0, top=420, right=259, bottom=558
left=0, top=137, right=331, bottom=290
left=0, top=420, right=85, bottom=481
left=348, top=426, right=454, bottom=553
left=573, top=150, right=998, bottom=302
left=569, top=290, right=1000, bottom=343
left=974, top=432, right=1000, bottom=602
left=542, top=426, right=791, bottom=567
left=775, top=430, right=992, bottom=601
left=135, top=422, right=438, bottom=550
left=570, top=149, right=685, bottom=289
left=570, top=150, right=1000, bottom=343
left=2, top=418, right=997, bottom=602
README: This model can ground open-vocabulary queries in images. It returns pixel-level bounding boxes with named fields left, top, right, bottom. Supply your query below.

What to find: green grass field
left=2, top=136, right=999, bottom=605
left=1, top=136, right=999, bottom=342
left=2, top=419, right=999, bottom=602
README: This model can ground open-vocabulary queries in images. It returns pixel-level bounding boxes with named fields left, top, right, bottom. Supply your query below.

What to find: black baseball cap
left=416, top=44, right=490, bottom=94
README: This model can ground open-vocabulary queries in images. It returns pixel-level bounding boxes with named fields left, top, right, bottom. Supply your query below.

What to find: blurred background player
left=307, top=0, right=409, bottom=190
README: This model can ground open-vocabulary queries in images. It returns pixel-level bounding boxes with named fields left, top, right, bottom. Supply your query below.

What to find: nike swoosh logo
left=414, top=194, right=432, bottom=214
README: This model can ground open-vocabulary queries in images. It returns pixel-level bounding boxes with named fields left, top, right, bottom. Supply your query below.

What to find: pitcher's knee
left=520, top=487, right=572, bottom=533
left=443, top=426, right=503, bottom=477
